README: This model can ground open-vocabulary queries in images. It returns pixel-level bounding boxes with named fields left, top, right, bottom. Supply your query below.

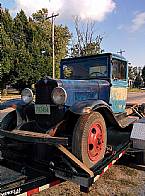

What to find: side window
left=112, top=59, right=127, bottom=80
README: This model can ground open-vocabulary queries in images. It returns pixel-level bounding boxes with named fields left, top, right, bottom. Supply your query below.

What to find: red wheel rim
left=87, top=121, right=104, bottom=162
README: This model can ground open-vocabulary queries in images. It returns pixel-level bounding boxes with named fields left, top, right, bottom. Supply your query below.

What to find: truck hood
left=58, top=79, right=110, bottom=106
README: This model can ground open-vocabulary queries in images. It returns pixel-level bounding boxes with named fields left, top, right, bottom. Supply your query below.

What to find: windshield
left=61, top=57, right=108, bottom=80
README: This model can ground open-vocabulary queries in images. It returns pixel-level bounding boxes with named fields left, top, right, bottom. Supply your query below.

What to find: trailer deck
left=0, top=158, right=62, bottom=196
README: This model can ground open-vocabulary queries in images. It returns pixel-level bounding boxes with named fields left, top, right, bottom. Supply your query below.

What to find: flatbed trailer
left=1, top=121, right=144, bottom=196
left=0, top=141, right=130, bottom=196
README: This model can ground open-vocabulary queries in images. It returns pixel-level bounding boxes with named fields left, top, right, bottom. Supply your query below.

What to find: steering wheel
left=89, top=71, right=106, bottom=78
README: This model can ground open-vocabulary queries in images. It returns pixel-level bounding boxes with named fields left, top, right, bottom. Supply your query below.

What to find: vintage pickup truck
left=0, top=53, right=145, bottom=195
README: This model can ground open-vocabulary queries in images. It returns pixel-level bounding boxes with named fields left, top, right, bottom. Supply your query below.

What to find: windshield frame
left=60, top=55, right=110, bottom=80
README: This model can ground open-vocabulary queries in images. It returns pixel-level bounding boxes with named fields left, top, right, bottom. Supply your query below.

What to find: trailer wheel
left=1, top=110, right=17, bottom=131
left=1, top=111, right=17, bottom=160
left=72, top=112, right=107, bottom=168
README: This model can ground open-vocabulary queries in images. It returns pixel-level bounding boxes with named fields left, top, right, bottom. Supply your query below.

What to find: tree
left=1, top=8, right=15, bottom=89
left=1, top=6, right=71, bottom=90
left=142, top=66, right=145, bottom=85
left=71, top=16, right=103, bottom=57
left=133, top=74, right=143, bottom=88
left=1, top=8, right=13, bottom=35
left=128, top=66, right=135, bottom=80
left=13, top=9, right=29, bottom=48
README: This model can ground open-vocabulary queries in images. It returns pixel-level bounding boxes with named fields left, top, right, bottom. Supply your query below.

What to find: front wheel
left=72, top=112, right=107, bottom=168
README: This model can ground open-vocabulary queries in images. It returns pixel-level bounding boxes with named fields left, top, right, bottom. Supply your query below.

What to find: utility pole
left=46, top=13, right=59, bottom=79
left=117, top=49, right=125, bottom=56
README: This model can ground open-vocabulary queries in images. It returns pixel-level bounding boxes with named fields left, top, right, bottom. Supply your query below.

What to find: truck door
left=109, top=58, right=128, bottom=113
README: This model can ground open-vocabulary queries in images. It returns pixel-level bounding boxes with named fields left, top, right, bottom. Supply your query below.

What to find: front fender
left=69, top=99, right=111, bottom=114
left=69, top=99, right=125, bottom=128
left=0, top=99, right=25, bottom=110
left=1, top=99, right=35, bottom=128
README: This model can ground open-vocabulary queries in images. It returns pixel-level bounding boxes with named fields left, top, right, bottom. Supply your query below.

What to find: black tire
left=1, top=111, right=17, bottom=160
left=135, top=151, right=145, bottom=165
left=72, top=112, right=107, bottom=168
left=1, top=110, right=17, bottom=131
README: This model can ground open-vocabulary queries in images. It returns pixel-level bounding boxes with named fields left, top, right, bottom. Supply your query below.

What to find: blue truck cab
left=60, top=53, right=128, bottom=113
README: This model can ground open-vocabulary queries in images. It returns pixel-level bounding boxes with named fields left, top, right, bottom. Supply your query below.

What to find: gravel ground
left=36, top=164, right=145, bottom=196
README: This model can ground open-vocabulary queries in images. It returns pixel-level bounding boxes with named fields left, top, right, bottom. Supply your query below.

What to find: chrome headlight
left=21, top=88, right=33, bottom=104
left=51, top=87, right=67, bottom=105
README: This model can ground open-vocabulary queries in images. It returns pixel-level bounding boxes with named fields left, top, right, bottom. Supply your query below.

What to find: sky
left=1, top=0, right=145, bottom=67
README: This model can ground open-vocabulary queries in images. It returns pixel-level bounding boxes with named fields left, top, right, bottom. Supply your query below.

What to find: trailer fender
left=69, top=100, right=119, bottom=127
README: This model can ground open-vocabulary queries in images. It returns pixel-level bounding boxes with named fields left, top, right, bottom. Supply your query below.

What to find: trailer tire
left=1, top=110, right=17, bottom=131
left=1, top=111, right=17, bottom=160
left=72, top=112, right=107, bottom=168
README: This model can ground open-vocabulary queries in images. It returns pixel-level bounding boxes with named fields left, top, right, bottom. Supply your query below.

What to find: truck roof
left=61, top=53, right=127, bottom=63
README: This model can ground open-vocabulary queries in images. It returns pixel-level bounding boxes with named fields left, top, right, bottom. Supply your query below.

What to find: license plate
left=35, top=104, right=50, bottom=114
